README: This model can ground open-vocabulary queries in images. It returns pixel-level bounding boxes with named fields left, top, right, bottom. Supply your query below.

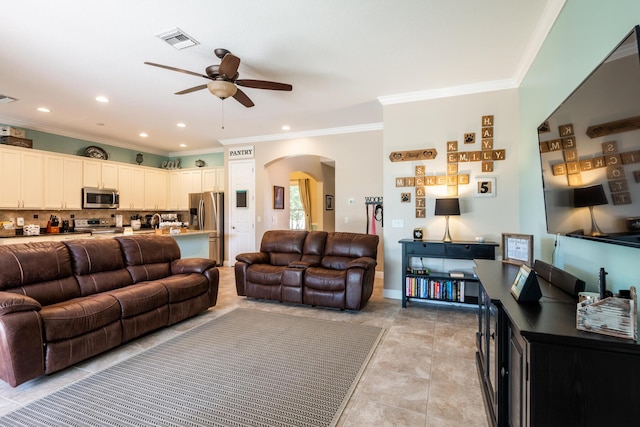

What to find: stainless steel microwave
left=82, top=187, right=119, bottom=209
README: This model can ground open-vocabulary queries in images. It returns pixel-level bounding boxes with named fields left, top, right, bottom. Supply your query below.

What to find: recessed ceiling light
left=96, top=96, right=109, bottom=103
left=139, top=132, right=148, bottom=138
left=177, top=123, right=186, bottom=128
left=281, top=125, right=291, bottom=131
left=37, top=107, right=50, bottom=113
left=179, top=143, right=187, bottom=147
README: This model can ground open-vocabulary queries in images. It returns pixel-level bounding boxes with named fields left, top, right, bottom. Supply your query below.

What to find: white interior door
left=228, top=160, right=256, bottom=264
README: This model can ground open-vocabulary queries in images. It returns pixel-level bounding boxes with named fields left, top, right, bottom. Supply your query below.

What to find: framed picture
left=502, top=233, right=534, bottom=266
left=273, top=186, right=284, bottom=209
left=475, top=177, right=496, bottom=197
left=325, top=195, right=334, bottom=210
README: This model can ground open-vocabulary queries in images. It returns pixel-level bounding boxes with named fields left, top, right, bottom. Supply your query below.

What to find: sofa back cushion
left=115, top=235, right=181, bottom=282
left=64, top=238, right=133, bottom=295
left=301, top=231, right=328, bottom=264
left=260, top=230, right=308, bottom=266
left=320, top=232, right=379, bottom=270
left=0, top=241, right=81, bottom=305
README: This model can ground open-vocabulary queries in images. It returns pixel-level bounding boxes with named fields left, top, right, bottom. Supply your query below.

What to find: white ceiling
left=0, top=0, right=563, bottom=156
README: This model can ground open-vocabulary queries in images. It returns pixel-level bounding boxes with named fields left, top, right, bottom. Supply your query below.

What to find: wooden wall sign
left=389, top=149, right=438, bottom=162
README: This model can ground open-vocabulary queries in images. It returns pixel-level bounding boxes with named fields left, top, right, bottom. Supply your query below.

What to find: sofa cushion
left=115, top=235, right=181, bottom=266
left=64, top=239, right=133, bottom=295
left=321, top=232, right=379, bottom=270
left=304, top=268, right=347, bottom=291
left=247, top=264, right=288, bottom=286
left=156, top=274, right=209, bottom=303
left=107, top=282, right=169, bottom=318
left=260, top=230, right=307, bottom=266
left=40, top=294, right=122, bottom=342
left=0, top=242, right=80, bottom=305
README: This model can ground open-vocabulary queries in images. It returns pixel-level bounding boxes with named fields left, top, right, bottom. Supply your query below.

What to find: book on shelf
left=405, top=277, right=466, bottom=302
left=407, top=268, right=430, bottom=275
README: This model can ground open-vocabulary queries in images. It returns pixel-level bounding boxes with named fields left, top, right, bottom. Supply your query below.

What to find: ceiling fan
left=144, top=48, right=292, bottom=108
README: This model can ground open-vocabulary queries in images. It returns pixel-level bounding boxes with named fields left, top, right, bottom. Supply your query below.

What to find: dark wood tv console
left=474, top=260, right=640, bottom=427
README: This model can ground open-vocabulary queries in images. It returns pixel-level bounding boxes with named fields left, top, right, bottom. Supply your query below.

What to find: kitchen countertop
left=0, top=229, right=214, bottom=239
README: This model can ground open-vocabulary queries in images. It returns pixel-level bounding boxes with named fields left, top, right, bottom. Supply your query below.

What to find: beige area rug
left=0, top=309, right=384, bottom=427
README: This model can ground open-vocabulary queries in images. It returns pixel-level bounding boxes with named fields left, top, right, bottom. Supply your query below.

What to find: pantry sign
left=228, top=145, right=254, bottom=160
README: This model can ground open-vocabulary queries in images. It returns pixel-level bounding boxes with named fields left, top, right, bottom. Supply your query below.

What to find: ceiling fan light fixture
left=207, top=80, right=237, bottom=99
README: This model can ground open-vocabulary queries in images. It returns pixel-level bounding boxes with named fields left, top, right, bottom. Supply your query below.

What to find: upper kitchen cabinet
left=144, top=169, right=167, bottom=210
left=118, top=165, right=145, bottom=210
left=83, top=159, right=118, bottom=189
left=0, top=147, right=44, bottom=209
left=202, top=167, right=225, bottom=192
left=44, top=154, right=83, bottom=210
left=167, top=170, right=202, bottom=211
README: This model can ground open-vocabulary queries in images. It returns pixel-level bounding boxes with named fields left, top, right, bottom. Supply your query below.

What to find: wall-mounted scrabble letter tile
left=464, top=133, right=475, bottom=144
left=558, top=123, right=574, bottom=137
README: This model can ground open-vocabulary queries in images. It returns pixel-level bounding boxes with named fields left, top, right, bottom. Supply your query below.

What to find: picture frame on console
left=502, top=233, right=534, bottom=266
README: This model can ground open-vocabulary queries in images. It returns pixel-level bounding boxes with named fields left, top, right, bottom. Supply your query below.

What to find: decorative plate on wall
left=84, top=146, right=109, bottom=160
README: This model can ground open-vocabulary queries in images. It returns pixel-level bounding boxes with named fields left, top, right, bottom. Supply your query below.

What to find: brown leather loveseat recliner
left=235, top=230, right=378, bottom=311
left=0, top=234, right=219, bottom=387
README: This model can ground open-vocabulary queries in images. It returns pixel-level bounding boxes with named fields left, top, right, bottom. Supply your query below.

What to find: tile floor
left=0, top=267, right=488, bottom=427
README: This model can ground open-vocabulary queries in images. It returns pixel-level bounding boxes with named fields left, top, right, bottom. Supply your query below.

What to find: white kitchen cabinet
left=44, top=154, right=83, bottom=209
left=83, top=160, right=118, bottom=189
left=144, top=169, right=167, bottom=210
left=118, top=165, right=145, bottom=210
left=0, top=147, right=43, bottom=209
left=202, top=167, right=225, bottom=192
left=167, top=170, right=202, bottom=211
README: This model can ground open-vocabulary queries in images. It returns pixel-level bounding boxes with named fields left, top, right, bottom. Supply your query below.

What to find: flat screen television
left=537, top=26, right=640, bottom=248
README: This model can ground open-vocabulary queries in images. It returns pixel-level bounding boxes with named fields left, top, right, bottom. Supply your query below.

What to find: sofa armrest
left=0, top=292, right=41, bottom=315
left=288, top=260, right=318, bottom=269
left=346, top=257, right=377, bottom=270
left=171, top=258, right=217, bottom=275
left=235, top=252, right=269, bottom=265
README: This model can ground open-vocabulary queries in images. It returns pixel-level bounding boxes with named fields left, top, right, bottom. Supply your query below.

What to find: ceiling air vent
left=155, top=27, right=199, bottom=50
left=0, top=95, right=17, bottom=104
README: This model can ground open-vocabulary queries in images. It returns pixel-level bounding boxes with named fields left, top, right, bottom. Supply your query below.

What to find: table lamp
left=573, top=184, right=608, bottom=236
left=434, top=198, right=460, bottom=242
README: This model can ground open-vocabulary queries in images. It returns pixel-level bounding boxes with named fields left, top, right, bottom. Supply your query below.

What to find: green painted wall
left=519, top=0, right=640, bottom=292
left=2, top=124, right=224, bottom=168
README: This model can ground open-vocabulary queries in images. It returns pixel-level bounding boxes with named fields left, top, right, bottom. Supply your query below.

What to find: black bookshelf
left=399, top=239, right=498, bottom=308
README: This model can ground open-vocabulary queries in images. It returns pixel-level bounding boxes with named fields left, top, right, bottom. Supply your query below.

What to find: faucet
left=151, top=213, right=162, bottom=229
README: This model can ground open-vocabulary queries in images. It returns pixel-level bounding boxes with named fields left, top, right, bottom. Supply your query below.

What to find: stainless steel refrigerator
left=189, top=192, right=224, bottom=266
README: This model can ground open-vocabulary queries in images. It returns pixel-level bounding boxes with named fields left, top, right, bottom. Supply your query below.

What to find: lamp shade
left=573, top=184, right=608, bottom=208
left=207, top=80, right=238, bottom=99
left=434, top=198, right=460, bottom=216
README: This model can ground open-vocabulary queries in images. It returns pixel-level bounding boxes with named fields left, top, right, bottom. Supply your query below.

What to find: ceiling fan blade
left=219, top=54, right=241, bottom=79
left=175, top=84, right=208, bottom=95
left=236, top=79, right=293, bottom=91
left=233, top=88, right=255, bottom=108
left=144, top=62, right=211, bottom=80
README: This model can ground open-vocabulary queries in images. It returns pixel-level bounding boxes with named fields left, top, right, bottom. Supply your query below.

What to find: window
left=289, top=182, right=305, bottom=230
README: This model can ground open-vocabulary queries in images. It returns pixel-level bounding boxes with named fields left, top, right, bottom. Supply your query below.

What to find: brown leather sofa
left=235, top=230, right=378, bottom=311
left=0, top=234, right=219, bottom=387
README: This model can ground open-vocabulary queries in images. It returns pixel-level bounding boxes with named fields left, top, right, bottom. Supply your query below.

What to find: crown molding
left=218, top=123, right=383, bottom=146
left=168, top=146, right=224, bottom=157
left=377, top=79, right=518, bottom=105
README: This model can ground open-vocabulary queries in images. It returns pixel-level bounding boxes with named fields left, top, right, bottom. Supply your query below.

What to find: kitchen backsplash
left=0, top=209, right=189, bottom=229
